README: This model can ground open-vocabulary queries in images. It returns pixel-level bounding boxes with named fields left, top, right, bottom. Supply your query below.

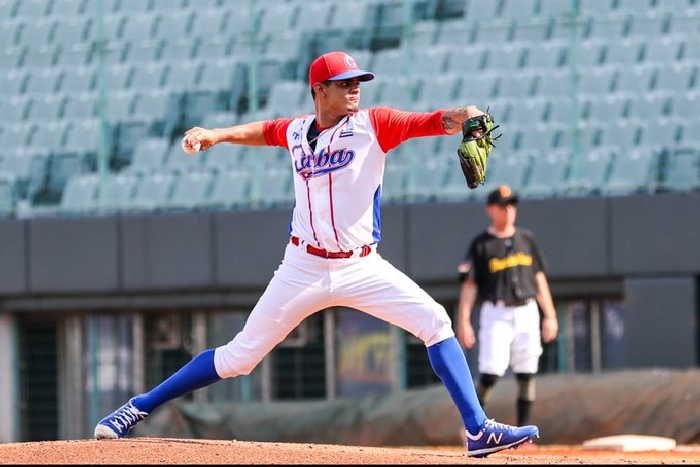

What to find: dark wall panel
left=121, top=213, right=215, bottom=290
left=623, top=277, right=696, bottom=368
left=214, top=209, right=292, bottom=287
left=407, top=202, right=485, bottom=281
left=0, top=219, right=27, bottom=294
left=29, top=217, right=119, bottom=293
left=611, top=193, right=700, bottom=274
left=517, top=197, right=610, bottom=277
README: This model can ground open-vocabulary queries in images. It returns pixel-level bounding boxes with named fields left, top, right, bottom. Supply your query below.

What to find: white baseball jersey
left=213, top=107, right=455, bottom=379
left=264, top=107, right=448, bottom=252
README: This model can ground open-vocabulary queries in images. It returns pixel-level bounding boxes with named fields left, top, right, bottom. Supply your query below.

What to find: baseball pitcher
left=94, top=52, right=537, bottom=458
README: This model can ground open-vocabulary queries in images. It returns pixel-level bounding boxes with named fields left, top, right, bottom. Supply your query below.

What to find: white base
left=582, top=435, right=677, bottom=452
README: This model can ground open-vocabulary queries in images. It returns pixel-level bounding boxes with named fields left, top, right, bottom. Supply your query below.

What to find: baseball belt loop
left=360, top=245, right=371, bottom=257
left=291, top=236, right=300, bottom=246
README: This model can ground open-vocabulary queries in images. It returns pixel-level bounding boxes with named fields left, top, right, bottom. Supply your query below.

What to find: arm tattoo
left=441, top=107, right=472, bottom=131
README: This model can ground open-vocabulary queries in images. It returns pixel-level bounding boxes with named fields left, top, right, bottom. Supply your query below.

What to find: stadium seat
left=563, top=147, right=614, bottom=195
left=13, top=0, right=51, bottom=17
left=62, top=92, right=97, bottom=120
left=266, top=81, right=306, bottom=113
left=651, top=63, right=695, bottom=95
left=258, top=2, right=298, bottom=34
left=0, top=123, right=33, bottom=148
left=602, top=39, right=644, bottom=66
left=526, top=41, right=566, bottom=70
left=416, top=74, right=459, bottom=108
left=0, top=19, right=22, bottom=46
left=479, top=153, right=530, bottom=193
left=579, top=67, right=617, bottom=96
left=495, top=73, right=537, bottom=98
left=128, top=62, right=167, bottom=89
left=584, top=14, right=630, bottom=40
left=80, top=0, right=119, bottom=16
left=167, top=171, right=215, bottom=209
left=410, top=20, right=439, bottom=47
left=203, top=140, right=247, bottom=171
left=506, top=98, right=548, bottom=125
left=96, top=173, right=139, bottom=211
left=154, top=11, right=193, bottom=39
left=382, top=158, right=411, bottom=203
left=164, top=139, right=205, bottom=173
left=160, top=38, right=198, bottom=62
left=512, top=18, right=551, bottom=43
left=660, top=148, right=700, bottom=191
left=114, top=0, right=153, bottom=13
left=0, top=45, right=25, bottom=68
left=586, top=95, right=629, bottom=121
left=258, top=167, right=293, bottom=207
left=534, top=71, right=570, bottom=97
left=119, top=14, right=158, bottom=41
left=0, top=96, right=31, bottom=123
left=106, top=63, right=132, bottom=89
left=0, top=69, right=28, bottom=96
left=520, top=150, right=570, bottom=198
left=25, top=94, right=65, bottom=121
left=670, top=92, right=700, bottom=122
left=123, top=40, right=162, bottom=64
left=0, top=174, right=17, bottom=217
left=129, top=172, right=177, bottom=211
left=17, top=17, right=55, bottom=45
left=63, top=119, right=104, bottom=154
left=125, top=137, right=169, bottom=174
left=60, top=173, right=99, bottom=213
left=377, top=78, right=417, bottom=107
left=612, top=65, right=654, bottom=95
left=52, top=0, right=84, bottom=17
left=189, top=8, right=227, bottom=39
left=667, top=15, right=700, bottom=37
left=625, top=94, right=670, bottom=121
left=473, top=19, right=513, bottom=44
left=55, top=43, right=93, bottom=67
left=536, top=0, right=575, bottom=18
left=637, top=119, right=680, bottom=149
left=642, top=36, right=684, bottom=64
left=22, top=44, right=59, bottom=68
left=626, top=12, right=667, bottom=38
left=51, top=16, right=90, bottom=45
left=207, top=168, right=252, bottom=208
left=483, top=44, right=527, bottom=71
left=435, top=18, right=474, bottom=45
left=604, top=148, right=658, bottom=195
left=25, top=67, right=63, bottom=95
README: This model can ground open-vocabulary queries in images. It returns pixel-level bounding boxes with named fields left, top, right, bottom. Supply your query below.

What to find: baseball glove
left=457, top=113, right=501, bottom=189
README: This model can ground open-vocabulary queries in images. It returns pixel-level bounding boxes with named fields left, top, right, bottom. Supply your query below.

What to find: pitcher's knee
left=415, top=304, right=455, bottom=347
left=213, top=339, right=268, bottom=378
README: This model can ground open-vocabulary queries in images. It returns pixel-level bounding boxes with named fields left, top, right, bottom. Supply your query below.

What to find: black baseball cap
left=486, top=185, right=519, bottom=206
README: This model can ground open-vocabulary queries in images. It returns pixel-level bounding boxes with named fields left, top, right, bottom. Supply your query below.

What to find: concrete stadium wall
left=0, top=192, right=698, bottom=296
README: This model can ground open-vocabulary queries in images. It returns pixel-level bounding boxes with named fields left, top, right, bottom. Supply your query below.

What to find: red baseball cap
left=308, top=51, right=375, bottom=88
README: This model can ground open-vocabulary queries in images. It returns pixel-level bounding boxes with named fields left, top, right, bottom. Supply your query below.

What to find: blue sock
left=132, top=349, right=221, bottom=413
left=427, top=337, right=487, bottom=433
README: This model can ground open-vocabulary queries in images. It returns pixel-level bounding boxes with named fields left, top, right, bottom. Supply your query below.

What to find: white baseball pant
left=477, top=300, right=542, bottom=376
left=214, top=241, right=455, bottom=378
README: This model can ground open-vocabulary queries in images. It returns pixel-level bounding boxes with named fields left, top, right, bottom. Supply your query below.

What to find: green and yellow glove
left=457, top=113, right=501, bottom=189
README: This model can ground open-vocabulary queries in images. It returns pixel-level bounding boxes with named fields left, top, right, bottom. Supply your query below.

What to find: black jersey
left=459, top=228, right=546, bottom=304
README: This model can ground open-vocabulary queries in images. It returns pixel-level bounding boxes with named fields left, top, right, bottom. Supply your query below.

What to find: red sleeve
left=262, top=118, right=293, bottom=147
left=368, top=107, right=448, bottom=153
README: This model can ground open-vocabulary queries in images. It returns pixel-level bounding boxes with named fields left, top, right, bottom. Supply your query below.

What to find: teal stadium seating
left=1, top=0, right=699, bottom=215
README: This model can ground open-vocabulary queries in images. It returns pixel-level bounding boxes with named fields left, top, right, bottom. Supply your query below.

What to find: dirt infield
left=0, top=439, right=698, bottom=464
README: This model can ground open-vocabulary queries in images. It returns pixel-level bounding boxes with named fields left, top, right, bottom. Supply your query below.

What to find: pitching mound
left=0, top=439, right=698, bottom=464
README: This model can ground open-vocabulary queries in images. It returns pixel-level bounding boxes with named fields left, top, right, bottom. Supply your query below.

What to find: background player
left=94, top=51, right=538, bottom=458
left=456, top=185, right=559, bottom=427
